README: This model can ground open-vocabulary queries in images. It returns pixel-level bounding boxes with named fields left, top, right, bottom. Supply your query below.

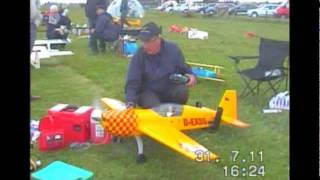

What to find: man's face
left=142, top=36, right=161, bottom=55
left=96, top=8, right=105, bottom=15
left=50, top=8, right=58, bottom=15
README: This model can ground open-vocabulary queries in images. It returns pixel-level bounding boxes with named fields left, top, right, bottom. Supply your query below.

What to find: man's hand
left=90, top=28, right=95, bottom=34
left=185, top=74, right=196, bottom=87
left=55, top=28, right=64, bottom=35
left=126, top=102, right=136, bottom=109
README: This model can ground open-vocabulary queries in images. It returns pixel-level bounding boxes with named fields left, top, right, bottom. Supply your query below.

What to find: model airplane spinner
left=99, top=90, right=249, bottom=163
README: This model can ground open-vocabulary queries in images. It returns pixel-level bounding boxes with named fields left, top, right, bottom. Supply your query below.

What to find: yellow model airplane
left=100, top=90, right=249, bottom=163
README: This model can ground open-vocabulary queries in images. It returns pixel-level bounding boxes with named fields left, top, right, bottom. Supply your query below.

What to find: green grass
left=31, top=7, right=289, bottom=180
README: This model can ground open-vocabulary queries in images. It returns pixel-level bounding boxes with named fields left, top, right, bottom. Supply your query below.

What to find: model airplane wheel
left=195, top=101, right=202, bottom=108
left=136, top=154, right=146, bottom=164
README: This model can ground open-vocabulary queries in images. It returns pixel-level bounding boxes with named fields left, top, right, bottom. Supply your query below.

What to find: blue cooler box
left=31, top=161, right=94, bottom=180
left=123, top=40, right=138, bottom=56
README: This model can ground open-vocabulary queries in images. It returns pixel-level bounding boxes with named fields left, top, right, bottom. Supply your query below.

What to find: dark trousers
left=137, top=84, right=189, bottom=108
left=88, top=18, right=105, bottom=53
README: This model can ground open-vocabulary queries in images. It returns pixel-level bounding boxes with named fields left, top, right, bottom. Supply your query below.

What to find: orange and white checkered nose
left=101, top=109, right=138, bottom=137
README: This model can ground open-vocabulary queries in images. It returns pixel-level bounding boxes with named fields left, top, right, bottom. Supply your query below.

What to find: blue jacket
left=85, top=0, right=107, bottom=19
left=125, top=39, right=193, bottom=103
left=93, top=12, right=120, bottom=42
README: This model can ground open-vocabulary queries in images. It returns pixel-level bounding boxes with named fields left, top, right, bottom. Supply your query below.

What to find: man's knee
left=165, top=85, right=189, bottom=104
left=137, top=90, right=161, bottom=108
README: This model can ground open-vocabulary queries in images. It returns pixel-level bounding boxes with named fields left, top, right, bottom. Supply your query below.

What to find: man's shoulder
left=161, top=40, right=180, bottom=54
left=162, top=40, right=180, bottom=51
left=163, top=40, right=178, bottom=48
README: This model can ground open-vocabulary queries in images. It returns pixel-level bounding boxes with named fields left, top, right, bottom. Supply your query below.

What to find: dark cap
left=96, top=5, right=106, bottom=10
left=139, top=22, right=161, bottom=42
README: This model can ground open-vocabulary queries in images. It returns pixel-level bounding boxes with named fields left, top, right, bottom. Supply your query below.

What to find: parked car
left=215, top=3, right=236, bottom=15
left=215, top=3, right=236, bottom=10
left=197, top=3, right=216, bottom=14
left=204, top=4, right=218, bottom=15
left=156, top=0, right=177, bottom=12
left=247, top=4, right=278, bottom=18
left=165, top=3, right=189, bottom=13
left=188, top=2, right=207, bottom=12
left=228, top=3, right=257, bottom=15
left=273, top=1, right=289, bottom=18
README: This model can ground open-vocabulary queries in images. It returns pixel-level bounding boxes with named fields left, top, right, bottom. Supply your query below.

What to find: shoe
left=31, top=95, right=41, bottom=101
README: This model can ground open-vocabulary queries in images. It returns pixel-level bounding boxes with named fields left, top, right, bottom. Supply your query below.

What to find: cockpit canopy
left=151, top=103, right=183, bottom=117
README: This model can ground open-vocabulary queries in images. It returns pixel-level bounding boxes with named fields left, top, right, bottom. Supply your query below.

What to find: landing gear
left=136, top=154, right=147, bottom=164
left=135, top=136, right=146, bottom=164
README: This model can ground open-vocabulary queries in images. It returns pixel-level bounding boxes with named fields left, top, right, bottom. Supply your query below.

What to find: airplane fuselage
left=101, top=104, right=218, bottom=137
left=136, top=105, right=216, bottom=131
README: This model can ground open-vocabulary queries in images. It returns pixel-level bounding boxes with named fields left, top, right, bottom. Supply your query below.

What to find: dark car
left=197, top=3, right=216, bottom=14
left=204, top=3, right=235, bottom=16
left=204, top=5, right=218, bottom=15
left=215, top=3, right=236, bottom=10
left=228, top=3, right=258, bottom=15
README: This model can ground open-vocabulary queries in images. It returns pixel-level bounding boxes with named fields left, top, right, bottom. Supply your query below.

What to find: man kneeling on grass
left=124, top=22, right=197, bottom=109
left=91, top=5, right=121, bottom=54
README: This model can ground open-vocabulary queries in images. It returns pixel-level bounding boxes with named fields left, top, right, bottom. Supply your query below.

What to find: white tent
left=107, top=0, right=144, bottom=18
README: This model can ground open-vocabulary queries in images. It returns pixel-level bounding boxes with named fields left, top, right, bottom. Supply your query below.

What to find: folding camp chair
left=228, top=38, right=289, bottom=105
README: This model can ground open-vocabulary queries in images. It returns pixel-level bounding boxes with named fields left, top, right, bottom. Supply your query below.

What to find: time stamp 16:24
left=223, top=150, right=265, bottom=177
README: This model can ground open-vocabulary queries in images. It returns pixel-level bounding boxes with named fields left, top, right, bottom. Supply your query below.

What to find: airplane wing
left=138, top=121, right=218, bottom=162
left=100, top=98, right=127, bottom=111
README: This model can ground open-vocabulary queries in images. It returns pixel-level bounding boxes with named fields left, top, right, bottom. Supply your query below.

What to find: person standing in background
left=85, top=0, right=108, bottom=55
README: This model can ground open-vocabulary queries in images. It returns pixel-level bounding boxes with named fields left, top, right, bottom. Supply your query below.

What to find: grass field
left=31, top=7, right=289, bottom=180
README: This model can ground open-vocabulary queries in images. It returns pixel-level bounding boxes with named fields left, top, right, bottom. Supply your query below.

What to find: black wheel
left=195, top=101, right=202, bottom=108
left=136, top=154, right=147, bottom=164
left=251, top=12, right=258, bottom=18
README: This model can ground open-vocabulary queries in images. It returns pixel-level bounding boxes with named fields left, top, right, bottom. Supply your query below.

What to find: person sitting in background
left=46, top=5, right=71, bottom=40
left=91, top=6, right=121, bottom=53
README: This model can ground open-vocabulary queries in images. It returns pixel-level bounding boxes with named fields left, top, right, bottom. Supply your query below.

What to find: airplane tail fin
left=215, top=90, right=250, bottom=128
